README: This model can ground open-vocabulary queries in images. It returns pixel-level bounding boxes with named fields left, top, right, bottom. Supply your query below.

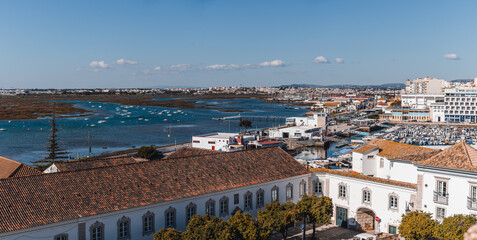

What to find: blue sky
left=1, top=0, right=477, bottom=88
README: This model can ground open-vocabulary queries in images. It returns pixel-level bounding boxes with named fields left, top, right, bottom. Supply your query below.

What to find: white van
left=353, top=233, right=376, bottom=240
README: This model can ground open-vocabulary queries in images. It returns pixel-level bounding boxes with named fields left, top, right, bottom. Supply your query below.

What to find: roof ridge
left=463, top=142, right=477, bottom=167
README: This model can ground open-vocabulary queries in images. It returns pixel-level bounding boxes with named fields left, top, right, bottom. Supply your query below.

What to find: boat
left=0, top=128, right=6, bottom=131
left=98, top=120, right=106, bottom=124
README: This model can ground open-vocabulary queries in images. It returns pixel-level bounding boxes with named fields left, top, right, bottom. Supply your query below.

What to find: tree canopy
left=153, top=228, right=183, bottom=240
left=258, top=201, right=296, bottom=240
left=398, top=211, right=438, bottom=240
left=183, top=214, right=228, bottom=240
left=434, top=214, right=476, bottom=240
left=238, top=119, right=252, bottom=133
left=137, top=145, right=158, bottom=159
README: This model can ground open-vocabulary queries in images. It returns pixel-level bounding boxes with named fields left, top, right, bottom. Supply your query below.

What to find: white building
left=0, top=148, right=310, bottom=240
left=344, top=139, right=477, bottom=234
left=191, top=132, right=256, bottom=151
left=285, top=113, right=327, bottom=128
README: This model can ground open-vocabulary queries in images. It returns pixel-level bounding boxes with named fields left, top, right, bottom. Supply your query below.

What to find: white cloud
left=205, top=64, right=229, bottom=70
left=204, top=59, right=286, bottom=71
left=259, top=59, right=285, bottom=67
left=169, top=64, right=192, bottom=73
left=444, top=53, right=459, bottom=60
left=313, top=56, right=329, bottom=64
left=89, top=60, right=110, bottom=69
left=335, top=58, right=344, bottom=64
left=153, top=66, right=161, bottom=71
left=116, top=58, right=137, bottom=65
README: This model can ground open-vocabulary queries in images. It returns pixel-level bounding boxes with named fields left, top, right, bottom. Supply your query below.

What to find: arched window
left=338, top=182, right=347, bottom=199
left=286, top=183, right=293, bottom=201
left=313, top=180, right=323, bottom=196
left=256, top=189, right=265, bottom=209
left=90, top=221, right=105, bottom=240
left=389, top=193, right=399, bottom=210
left=117, top=216, right=131, bottom=240
left=244, top=191, right=253, bottom=211
left=219, top=196, right=229, bottom=217
left=186, top=202, right=197, bottom=224
left=54, top=233, right=68, bottom=240
left=164, top=207, right=176, bottom=228
left=205, top=199, right=216, bottom=216
left=299, top=180, right=307, bottom=197
left=271, top=185, right=279, bottom=202
left=142, top=211, right=155, bottom=236
left=362, top=188, right=371, bottom=204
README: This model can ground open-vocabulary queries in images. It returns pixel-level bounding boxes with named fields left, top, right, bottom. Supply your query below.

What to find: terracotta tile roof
left=355, top=139, right=440, bottom=162
left=353, top=145, right=379, bottom=154
left=310, top=168, right=417, bottom=189
left=54, top=157, right=138, bottom=172
left=0, top=147, right=309, bottom=233
left=163, top=147, right=218, bottom=160
left=9, top=164, right=42, bottom=178
left=0, top=156, right=41, bottom=179
left=419, top=142, right=477, bottom=171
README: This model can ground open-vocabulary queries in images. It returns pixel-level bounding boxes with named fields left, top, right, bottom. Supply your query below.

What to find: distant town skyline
left=1, top=0, right=477, bottom=88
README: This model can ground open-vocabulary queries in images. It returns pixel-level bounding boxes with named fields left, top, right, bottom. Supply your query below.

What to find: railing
left=468, top=197, right=477, bottom=210
left=433, top=191, right=448, bottom=205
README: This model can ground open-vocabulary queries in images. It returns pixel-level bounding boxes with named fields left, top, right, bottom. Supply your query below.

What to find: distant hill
left=276, top=83, right=405, bottom=89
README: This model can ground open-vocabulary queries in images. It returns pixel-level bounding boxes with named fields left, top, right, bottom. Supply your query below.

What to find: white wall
left=419, top=166, right=477, bottom=220
left=192, top=136, right=229, bottom=151
left=314, top=172, right=416, bottom=235
left=1, top=175, right=310, bottom=240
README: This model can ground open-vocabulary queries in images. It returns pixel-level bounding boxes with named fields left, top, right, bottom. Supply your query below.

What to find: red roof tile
left=419, top=142, right=477, bottom=171
left=0, top=147, right=309, bottom=233
left=310, top=168, right=417, bottom=189
left=0, top=156, right=41, bottom=179
left=54, top=157, right=137, bottom=172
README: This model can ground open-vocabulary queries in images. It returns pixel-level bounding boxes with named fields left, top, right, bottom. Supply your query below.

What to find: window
left=389, top=225, right=397, bottom=235
left=367, top=155, right=374, bottom=159
left=338, top=183, right=347, bottom=199
left=219, top=196, right=229, bottom=217
left=164, top=207, right=176, bottom=228
left=271, top=186, right=279, bottom=202
left=142, top=211, right=155, bottom=236
left=206, top=199, right=216, bottom=216
left=244, top=191, right=253, bottom=211
left=313, top=180, right=322, bottom=196
left=256, top=189, right=265, bottom=209
left=434, top=179, right=449, bottom=205
left=90, top=221, right=104, bottom=240
left=192, top=140, right=200, bottom=143
left=436, top=207, right=446, bottom=220
left=437, top=180, right=448, bottom=196
left=54, top=234, right=68, bottom=240
left=234, top=194, right=239, bottom=204
left=389, top=194, right=398, bottom=210
left=362, top=189, right=371, bottom=204
left=208, top=141, right=215, bottom=144
left=299, top=180, right=307, bottom=197
left=186, top=203, right=197, bottom=224
left=380, top=158, right=384, bottom=168
left=117, top=216, right=130, bottom=240
left=286, top=183, right=293, bottom=201
left=471, top=185, right=477, bottom=201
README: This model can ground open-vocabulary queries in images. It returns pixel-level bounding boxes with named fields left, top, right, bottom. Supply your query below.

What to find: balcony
left=468, top=197, right=477, bottom=210
left=433, top=191, right=448, bottom=205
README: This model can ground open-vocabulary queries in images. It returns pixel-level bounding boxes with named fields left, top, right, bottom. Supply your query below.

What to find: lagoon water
left=0, top=98, right=308, bottom=164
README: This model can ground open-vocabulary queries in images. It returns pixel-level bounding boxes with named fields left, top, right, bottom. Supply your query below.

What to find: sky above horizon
left=1, top=0, right=477, bottom=88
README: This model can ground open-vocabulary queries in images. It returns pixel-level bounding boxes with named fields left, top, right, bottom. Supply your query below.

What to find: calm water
left=0, top=98, right=308, bottom=164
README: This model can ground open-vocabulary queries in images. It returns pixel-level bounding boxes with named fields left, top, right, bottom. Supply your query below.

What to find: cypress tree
left=32, top=115, right=69, bottom=171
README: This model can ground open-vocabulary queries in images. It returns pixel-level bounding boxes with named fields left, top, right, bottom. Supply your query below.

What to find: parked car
left=353, top=233, right=376, bottom=240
